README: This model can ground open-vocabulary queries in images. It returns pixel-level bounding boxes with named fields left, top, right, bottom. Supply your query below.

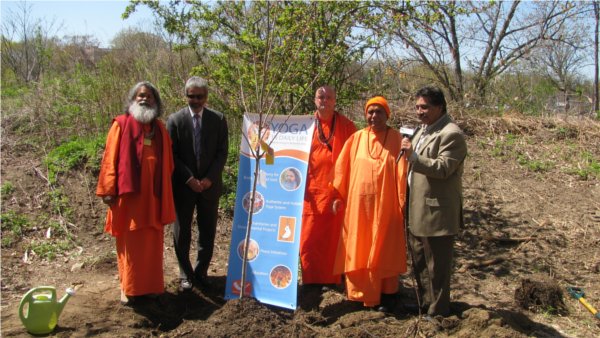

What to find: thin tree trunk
left=594, top=1, right=599, bottom=115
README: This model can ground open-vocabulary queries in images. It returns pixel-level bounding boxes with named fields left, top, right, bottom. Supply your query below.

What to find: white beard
left=130, top=102, right=158, bottom=124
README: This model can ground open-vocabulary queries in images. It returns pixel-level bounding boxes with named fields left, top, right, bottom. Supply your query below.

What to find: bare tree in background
left=1, top=1, right=62, bottom=83
left=466, top=1, right=578, bottom=101
left=58, top=35, right=101, bottom=69
left=377, top=1, right=468, bottom=102
left=379, top=0, right=578, bottom=104
left=529, top=16, right=588, bottom=101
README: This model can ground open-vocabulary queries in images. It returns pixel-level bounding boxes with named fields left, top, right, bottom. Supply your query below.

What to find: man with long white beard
left=96, top=81, right=176, bottom=305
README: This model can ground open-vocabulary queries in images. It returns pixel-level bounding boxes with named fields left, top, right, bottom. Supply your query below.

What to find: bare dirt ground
left=1, top=113, right=600, bottom=337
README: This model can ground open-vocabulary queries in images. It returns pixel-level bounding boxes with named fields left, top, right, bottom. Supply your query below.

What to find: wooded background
left=2, top=0, right=599, bottom=214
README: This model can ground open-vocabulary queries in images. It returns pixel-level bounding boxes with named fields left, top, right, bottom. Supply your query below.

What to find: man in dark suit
left=167, top=76, right=229, bottom=290
left=401, top=86, right=467, bottom=318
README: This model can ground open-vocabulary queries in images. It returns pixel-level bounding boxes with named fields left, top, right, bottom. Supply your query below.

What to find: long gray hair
left=125, top=81, right=163, bottom=116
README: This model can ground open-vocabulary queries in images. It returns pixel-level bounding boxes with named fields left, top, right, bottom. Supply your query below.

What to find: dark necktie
left=194, top=114, right=202, bottom=162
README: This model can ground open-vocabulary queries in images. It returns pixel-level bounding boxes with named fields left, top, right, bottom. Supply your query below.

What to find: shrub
left=1, top=211, right=30, bottom=247
left=44, top=134, right=105, bottom=184
left=1, top=182, right=15, bottom=199
left=566, top=151, right=600, bottom=180
left=27, top=239, right=74, bottom=260
left=47, top=188, right=72, bottom=218
left=517, top=155, right=553, bottom=172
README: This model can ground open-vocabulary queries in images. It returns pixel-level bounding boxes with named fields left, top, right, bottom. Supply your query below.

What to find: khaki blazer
left=408, top=114, right=467, bottom=237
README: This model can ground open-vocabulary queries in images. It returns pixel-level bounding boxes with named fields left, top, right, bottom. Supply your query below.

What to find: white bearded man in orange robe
left=96, top=81, right=176, bottom=305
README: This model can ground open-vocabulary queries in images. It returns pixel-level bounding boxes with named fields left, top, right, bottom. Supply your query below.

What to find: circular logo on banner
left=242, top=191, right=265, bottom=214
left=237, top=238, right=259, bottom=262
left=270, top=265, right=292, bottom=289
left=280, top=167, right=301, bottom=191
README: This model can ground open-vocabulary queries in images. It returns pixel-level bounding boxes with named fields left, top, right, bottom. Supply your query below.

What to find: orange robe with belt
left=96, top=120, right=176, bottom=296
left=300, top=112, right=356, bottom=284
left=333, top=127, right=408, bottom=306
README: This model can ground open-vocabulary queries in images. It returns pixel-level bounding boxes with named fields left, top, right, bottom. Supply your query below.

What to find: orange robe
left=96, top=120, right=176, bottom=296
left=300, top=112, right=356, bottom=284
left=333, top=127, right=408, bottom=306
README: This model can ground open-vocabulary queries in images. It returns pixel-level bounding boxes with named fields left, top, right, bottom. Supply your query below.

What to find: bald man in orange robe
left=96, top=81, right=176, bottom=305
left=332, top=96, right=408, bottom=312
left=300, top=86, right=356, bottom=290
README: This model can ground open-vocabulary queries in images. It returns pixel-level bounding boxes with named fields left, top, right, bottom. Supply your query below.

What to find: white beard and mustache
left=130, top=102, right=158, bottom=124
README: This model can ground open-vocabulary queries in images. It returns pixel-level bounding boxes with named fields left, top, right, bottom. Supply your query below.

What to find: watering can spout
left=56, top=288, right=75, bottom=318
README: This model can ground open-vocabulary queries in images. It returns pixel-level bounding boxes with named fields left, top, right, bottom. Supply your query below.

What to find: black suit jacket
left=167, top=107, right=229, bottom=200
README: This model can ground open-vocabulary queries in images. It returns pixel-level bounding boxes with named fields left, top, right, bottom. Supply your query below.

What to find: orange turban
left=365, top=96, right=391, bottom=118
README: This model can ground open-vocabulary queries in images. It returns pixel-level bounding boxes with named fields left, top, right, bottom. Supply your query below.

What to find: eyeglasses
left=415, top=104, right=430, bottom=110
left=187, top=94, right=206, bottom=100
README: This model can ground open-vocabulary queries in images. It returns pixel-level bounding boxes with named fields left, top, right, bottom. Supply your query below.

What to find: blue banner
left=225, top=114, right=315, bottom=309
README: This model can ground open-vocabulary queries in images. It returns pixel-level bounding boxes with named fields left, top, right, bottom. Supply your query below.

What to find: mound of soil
left=2, top=114, right=600, bottom=337
left=515, top=275, right=568, bottom=315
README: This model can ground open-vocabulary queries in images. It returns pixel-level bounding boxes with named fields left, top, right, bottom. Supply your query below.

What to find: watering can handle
left=18, top=286, right=57, bottom=321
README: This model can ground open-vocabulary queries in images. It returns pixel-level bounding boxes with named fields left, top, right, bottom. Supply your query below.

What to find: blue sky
left=1, top=1, right=595, bottom=80
left=1, top=0, right=156, bottom=47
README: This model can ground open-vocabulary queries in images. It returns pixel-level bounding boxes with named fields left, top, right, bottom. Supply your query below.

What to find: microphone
left=400, top=127, right=416, bottom=138
left=397, top=126, right=417, bottom=162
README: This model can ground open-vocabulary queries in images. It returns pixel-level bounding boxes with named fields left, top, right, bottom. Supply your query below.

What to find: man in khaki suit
left=401, top=86, right=467, bottom=318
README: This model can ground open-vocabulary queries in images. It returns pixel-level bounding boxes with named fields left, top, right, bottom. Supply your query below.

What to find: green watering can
left=19, top=286, right=75, bottom=334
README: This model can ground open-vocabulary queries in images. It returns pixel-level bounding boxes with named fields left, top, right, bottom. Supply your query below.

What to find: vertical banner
left=225, top=114, right=315, bottom=309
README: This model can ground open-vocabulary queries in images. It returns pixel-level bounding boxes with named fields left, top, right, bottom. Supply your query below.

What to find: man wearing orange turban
left=332, top=96, right=408, bottom=312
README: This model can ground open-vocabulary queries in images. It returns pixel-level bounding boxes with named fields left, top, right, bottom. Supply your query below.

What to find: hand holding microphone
left=398, top=126, right=416, bottom=162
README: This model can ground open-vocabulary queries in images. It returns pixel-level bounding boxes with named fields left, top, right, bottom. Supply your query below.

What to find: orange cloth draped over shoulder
left=333, top=127, right=408, bottom=307
left=300, top=112, right=356, bottom=284
left=96, top=119, right=176, bottom=296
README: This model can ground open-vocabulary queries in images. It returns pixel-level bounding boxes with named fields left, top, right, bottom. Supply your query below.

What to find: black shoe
left=377, top=293, right=397, bottom=313
left=403, top=303, right=429, bottom=314
left=376, top=304, right=391, bottom=312
left=196, top=277, right=212, bottom=289
left=298, top=285, right=322, bottom=310
left=180, top=279, right=192, bottom=291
